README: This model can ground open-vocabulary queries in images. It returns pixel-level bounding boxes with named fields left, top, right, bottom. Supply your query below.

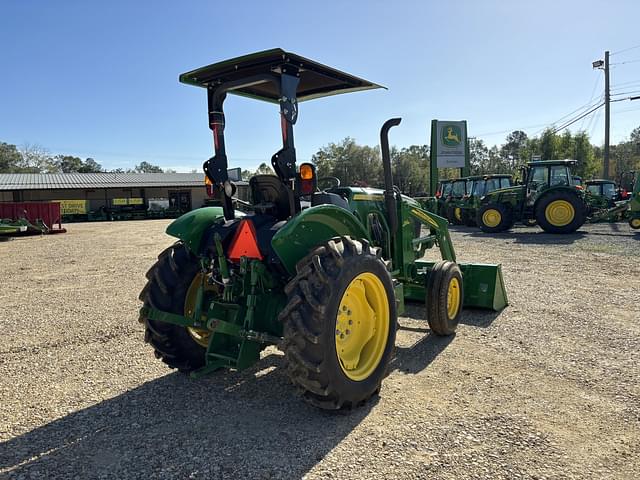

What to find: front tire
left=535, top=191, right=585, bottom=233
left=477, top=203, right=513, bottom=233
left=138, top=242, right=206, bottom=373
left=426, top=261, right=463, bottom=335
left=280, top=237, right=397, bottom=410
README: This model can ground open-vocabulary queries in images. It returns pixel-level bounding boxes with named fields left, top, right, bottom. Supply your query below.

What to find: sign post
left=429, top=120, right=470, bottom=194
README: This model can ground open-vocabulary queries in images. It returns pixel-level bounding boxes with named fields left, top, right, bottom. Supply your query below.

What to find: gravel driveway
left=0, top=220, right=638, bottom=479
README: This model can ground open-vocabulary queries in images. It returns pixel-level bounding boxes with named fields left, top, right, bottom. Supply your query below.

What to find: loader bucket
left=412, top=261, right=508, bottom=311
left=458, top=263, right=508, bottom=311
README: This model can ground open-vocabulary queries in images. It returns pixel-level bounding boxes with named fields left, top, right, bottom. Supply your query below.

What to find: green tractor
left=620, top=170, right=640, bottom=229
left=585, top=179, right=619, bottom=208
left=443, top=178, right=470, bottom=225
left=138, top=49, right=507, bottom=410
left=452, top=174, right=513, bottom=227
left=477, top=160, right=587, bottom=233
left=414, top=179, right=452, bottom=217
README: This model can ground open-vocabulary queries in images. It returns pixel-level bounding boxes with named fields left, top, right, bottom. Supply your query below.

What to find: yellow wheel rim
left=454, top=207, right=462, bottom=221
left=482, top=209, right=502, bottom=228
left=447, top=277, right=461, bottom=320
left=631, top=218, right=640, bottom=229
left=545, top=200, right=575, bottom=227
left=184, top=273, right=214, bottom=348
left=335, top=272, right=389, bottom=381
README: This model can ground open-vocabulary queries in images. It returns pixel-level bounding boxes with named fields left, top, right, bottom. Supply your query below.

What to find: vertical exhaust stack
left=380, top=118, right=402, bottom=233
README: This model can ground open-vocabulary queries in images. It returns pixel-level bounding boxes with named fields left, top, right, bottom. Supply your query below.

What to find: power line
left=533, top=97, right=604, bottom=136
left=550, top=102, right=604, bottom=135
left=580, top=75, right=603, bottom=130
left=611, top=79, right=640, bottom=88
left=611, top=89, right=640, bottom=97
left=614, top=106, right=640, bottom=114
left=610, top=44, right=640, bottom=56
left=611, top=59, right=640, bottom=66
left=474, top=122, right=549, bottom=137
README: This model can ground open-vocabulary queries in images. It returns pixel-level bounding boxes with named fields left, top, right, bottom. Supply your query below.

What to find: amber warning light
left=299, top=163, right=317, bottom=195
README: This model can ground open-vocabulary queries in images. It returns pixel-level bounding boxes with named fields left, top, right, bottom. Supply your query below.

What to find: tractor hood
left=482, top=184, right=524, bottom=201
left=179, top=48, right=385, bottom=103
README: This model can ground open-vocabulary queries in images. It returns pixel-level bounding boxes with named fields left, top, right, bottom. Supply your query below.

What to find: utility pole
left=593, top=51, right=611, bottom=179
left=604, top=50, right=610, bottom=179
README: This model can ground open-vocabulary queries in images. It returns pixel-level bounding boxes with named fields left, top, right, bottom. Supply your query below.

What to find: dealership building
left=0, top=172, right=250, bottom=214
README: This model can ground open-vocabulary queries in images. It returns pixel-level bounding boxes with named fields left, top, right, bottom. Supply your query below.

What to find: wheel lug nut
left=335, top=329, right=341, bottom=335
left=340, top=333, right=345, bottom=339
left=348, top=320, right=353, bottom=325
left=346, top=329, right=350, bottom=335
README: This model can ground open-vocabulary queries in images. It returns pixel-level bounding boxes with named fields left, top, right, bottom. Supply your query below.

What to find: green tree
left=392, top=145, right=429, bottom=194
left=469, top=138, right=490, bottom=174
left=312, top=137, right=382, bottom=187
left=0, top=142, right=23, bottom=172
left=133, top=161, right=163, bottom=173
left=539, top=128, right=559, bottom=160
left=78, top=157, right=103, bottom=173
left=500, top=130, right=529, bottom=170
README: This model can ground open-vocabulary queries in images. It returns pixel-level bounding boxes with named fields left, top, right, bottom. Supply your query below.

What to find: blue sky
left=1, top=0, right=639, bottom=172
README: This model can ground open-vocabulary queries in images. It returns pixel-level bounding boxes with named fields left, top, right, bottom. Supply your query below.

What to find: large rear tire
left=138, top=242, right=206, bottom=373
left=280, top=237, right=397, bottom=410
left=535, top=191, right=585, bottom=233
left=477, top=203, right=513, bottom=233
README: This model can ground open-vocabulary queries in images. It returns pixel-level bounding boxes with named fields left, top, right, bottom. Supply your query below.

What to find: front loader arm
left=408, top=206, right=456, bottom=262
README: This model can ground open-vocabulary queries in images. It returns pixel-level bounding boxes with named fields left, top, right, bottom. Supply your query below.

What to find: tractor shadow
left=0, top=355, right=374, bottom=480
left=460, top=226, right=588, bottom=245
left=2, top=309, right=504, bottom=479
left=390, top=302, right=503, bottom=375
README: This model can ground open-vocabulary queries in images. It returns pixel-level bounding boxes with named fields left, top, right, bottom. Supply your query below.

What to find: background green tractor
left=477, top=160, right=587, bottom=233
left=414, top=179, right=452, bottom=217
left=138, top=49, right=507, bottom=410
left=453, top=174, right=513, bottom=227
left=443, top=178, right=470, bottom=225
left=585, top=179, right=619, bottom=208
left=620, top=170, right=640, bottom=229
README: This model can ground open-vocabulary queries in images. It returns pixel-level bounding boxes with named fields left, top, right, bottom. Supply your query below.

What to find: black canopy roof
left=179, top=48, right=384, bottom=103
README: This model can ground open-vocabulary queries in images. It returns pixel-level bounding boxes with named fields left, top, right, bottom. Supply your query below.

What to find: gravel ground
left=0, top=220, right=638, bottom=479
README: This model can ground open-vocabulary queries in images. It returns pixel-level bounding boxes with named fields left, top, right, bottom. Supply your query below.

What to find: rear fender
left=271, top=205, right=370, bottom=274
left=166, top=207, right=245, bottom=254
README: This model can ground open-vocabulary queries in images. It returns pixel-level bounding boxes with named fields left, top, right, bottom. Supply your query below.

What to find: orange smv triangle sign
left=228, top=219, right=263, bottom=262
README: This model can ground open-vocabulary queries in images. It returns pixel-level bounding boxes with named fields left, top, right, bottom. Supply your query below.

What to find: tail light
left=298, top=163, right=317, bottom=195
left=621, top=189, right=628, bottom=199
left=205, top=175, right=214, bottom=197
left=435, top=192, right=441, bottom=198
left=228, top=219, right=263, bottom=262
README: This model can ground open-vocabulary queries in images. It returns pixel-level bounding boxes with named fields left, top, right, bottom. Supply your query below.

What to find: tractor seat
left=250, top=175, right=293, bottom=220
left=311, top=192, right=350, bottom=210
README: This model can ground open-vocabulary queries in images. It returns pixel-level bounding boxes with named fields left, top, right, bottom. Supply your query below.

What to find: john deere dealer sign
left=434, top=120, right=467, bottom=168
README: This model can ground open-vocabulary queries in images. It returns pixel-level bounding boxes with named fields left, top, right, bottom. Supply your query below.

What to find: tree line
left=2, top=126, right=639, bottom=194
left=312, top=127, right=640, bottom=195
left=0, top=142, right=169, bottom=174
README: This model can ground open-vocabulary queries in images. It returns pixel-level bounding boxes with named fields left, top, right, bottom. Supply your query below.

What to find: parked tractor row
left=420, top=161, right=639, bottom=234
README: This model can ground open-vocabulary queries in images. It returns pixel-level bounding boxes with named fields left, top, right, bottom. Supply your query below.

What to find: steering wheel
left=317, top=176, right=341, bottom=191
